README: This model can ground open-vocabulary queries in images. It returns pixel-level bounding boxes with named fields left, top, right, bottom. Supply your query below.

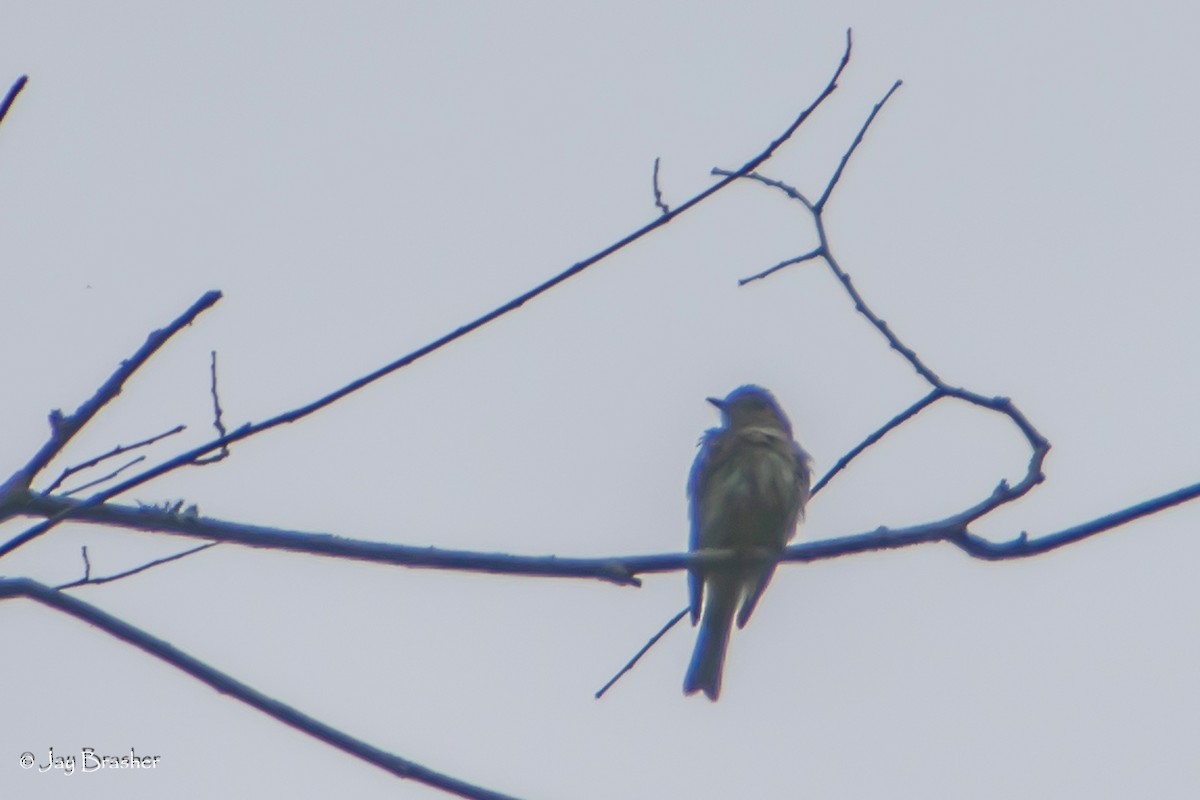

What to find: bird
left=683, top=385, right=812, bottom=700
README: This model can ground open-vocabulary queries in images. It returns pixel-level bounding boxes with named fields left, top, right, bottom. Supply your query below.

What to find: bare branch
left=0, top=578, right=523, bottom=800
left=0, top=31, right=858, bottom=560
left=652, top=156, right=670, bottom=215
left=61, top=455, right=147, bottom=497
left=42, top=424, right=184, bottom=494
left=815, top=79, right=903, bottom=212
left=811, top=389, right=942, bottom=496
left=610, top=473, right=1200, bottom=695
left=595, top=609, right=687, bottom=699
left=194, top=350, right=230, bottom=465
left=19, top=492, right=642, bottom=584
left=56, top=542, right=218, bottom=589
left=0, top=291, right=221, bottom=502
left=20, top=483, right=1197, bottom=581
left=781, top=479, right=1200, bottom=562
left=712, top=80, right=1050, bottom=534
left=0, top=74, right=27, bottom=128
left=738, top=247, right=823, bottom=286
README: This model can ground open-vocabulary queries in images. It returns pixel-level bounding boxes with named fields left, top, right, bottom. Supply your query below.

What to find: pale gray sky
left=3, top=3, right=1200, bottom=798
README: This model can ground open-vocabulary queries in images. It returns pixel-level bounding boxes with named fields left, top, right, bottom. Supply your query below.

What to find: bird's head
left=707, top=385, right=792, bottom=433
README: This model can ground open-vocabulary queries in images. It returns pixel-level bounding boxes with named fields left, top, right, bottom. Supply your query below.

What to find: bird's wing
left=733, top=429, right=813, bottom=628
left=793, top=440, right=813, bottom=520
left=686, top=428, right=725, bottom=624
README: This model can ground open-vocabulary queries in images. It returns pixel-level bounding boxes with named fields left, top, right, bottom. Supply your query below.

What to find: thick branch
left=17, top=492, right=641, bottom=584
left=17, top=482, right=1196, bottom=581
left=0, top=578, right=522, bottom=800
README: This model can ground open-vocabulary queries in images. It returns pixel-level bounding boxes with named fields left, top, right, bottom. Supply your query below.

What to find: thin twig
left=595, top=609, right=688, bottom=698
left=42, top=424, right=185, bottom=494
left=62, top=455, right=146, bottom=497
left=815, top=80, right=903, bottom=212
left=738, top=247, right=823, bottom=286
left=811, top=389, right=943, bottom=496
left=195, top=350, right=230, bottom=464
left=652, top=157, right=670, bottom=215
left=56, top=542, right=218, bottom=589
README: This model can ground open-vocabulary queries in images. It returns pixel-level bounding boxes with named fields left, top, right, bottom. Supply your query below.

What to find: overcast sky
left=4, top=3, right=1200, bottom=799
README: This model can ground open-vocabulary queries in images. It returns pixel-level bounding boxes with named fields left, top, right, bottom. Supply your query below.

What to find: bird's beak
left=706, top=396, right=724, bottom=410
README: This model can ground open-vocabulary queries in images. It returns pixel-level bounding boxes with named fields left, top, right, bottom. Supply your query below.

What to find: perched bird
left=684, top=385, right=812, bottom=700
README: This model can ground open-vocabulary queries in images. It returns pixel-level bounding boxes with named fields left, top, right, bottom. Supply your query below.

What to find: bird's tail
left=683, top=587, right=737, bottom=701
